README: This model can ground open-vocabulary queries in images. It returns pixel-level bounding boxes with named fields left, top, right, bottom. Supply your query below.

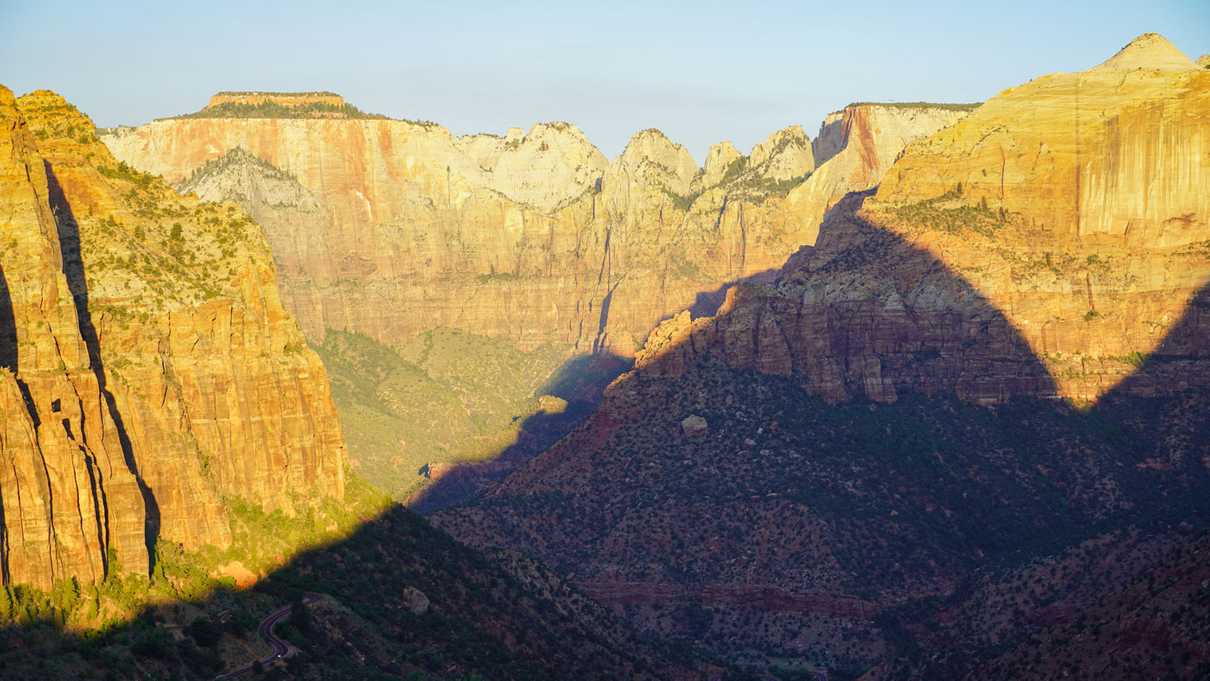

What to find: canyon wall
left=433, top=34, right=1210, bottom=675
left=100, top=98, right=969, bottom=499
left=101, top=102, right=969, bottom=358
left=0, top=86, right=346, bottom=589
left=637, top=33, right=1210, bottom=403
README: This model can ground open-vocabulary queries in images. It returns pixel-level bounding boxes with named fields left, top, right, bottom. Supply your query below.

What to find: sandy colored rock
left=0, top=86, right=346, bottom=588
left=637, top=33, right=1210, bottom=405
left=104, top=98, right=964, bottom=365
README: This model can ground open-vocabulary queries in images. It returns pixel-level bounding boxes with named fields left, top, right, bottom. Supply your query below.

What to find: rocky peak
left=457, top=120, right=608, bottom=212
left=616, top=128, right=698, bottom=196
left=701, top=140, right=742, bottom=187
left=1095, top=32, right=1196, bottom=71
left=747, top=124, right=814, bottom=182
left=1198, top=54, right=1210, bottom=69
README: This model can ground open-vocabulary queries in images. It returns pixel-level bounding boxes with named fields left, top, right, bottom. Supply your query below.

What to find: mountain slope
left=0, top=85, right=345, bottom=592
left=433, top=34, right=1210, bottom=677
left=102, top=95, right=968, bottom=500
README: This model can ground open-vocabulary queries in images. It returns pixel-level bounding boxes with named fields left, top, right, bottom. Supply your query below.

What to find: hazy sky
left=2, top=1, right=1208, bottom=160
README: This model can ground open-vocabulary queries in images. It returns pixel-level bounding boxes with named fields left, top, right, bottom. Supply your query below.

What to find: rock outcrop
left=0, top=87, right=345, bottom=589
left=638, top=33, right=1210, bottom=403
left=101, top=99, right=967, bottom=358
left=433, top=34, right=1210, bottom=675
left=100, top=93, right=970, bottom=499
left=205, top=91, right=347, bottom=110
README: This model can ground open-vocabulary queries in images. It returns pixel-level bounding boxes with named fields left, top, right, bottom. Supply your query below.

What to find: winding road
left=213, top=597, right=309, bottom=680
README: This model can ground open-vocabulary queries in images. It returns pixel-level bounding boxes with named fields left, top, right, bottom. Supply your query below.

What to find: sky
left=2, top=1, right=1208, bottom=160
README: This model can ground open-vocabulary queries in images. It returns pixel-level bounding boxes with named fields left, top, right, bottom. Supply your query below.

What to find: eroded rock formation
left=100, top=100, right=968, bottom=358
left=0, top=86, right=345, bottom=589
left=637, top=33, right=1210, bottom=403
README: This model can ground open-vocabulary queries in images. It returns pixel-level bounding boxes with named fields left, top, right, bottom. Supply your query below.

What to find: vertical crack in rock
left=43, top=160, right=160, bottom=577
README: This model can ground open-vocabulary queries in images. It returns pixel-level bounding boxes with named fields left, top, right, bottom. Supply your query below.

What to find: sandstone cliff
left=0, top=87, right=346, bottom=589
left=434, top=34, right=1210, bottom=676
left=637, top=33, right=1210, bottom=403
left=101, top=100, right=966, bottom=357
left=100, top=97, right=969, bottom=499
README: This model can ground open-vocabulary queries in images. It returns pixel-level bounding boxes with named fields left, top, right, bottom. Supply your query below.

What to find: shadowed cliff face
left=434, top=196, right=1210, bottom=678
left=0, top=86, right=346, bottom=591
left=432, top=36, right=1210, bottom=677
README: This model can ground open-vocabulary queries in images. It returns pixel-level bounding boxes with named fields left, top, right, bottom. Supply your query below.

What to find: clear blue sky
left=2, top=1, right=1207, bottom=160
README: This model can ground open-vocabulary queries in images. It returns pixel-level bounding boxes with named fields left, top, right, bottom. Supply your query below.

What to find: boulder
left=681, top=414, right=709, bottom=438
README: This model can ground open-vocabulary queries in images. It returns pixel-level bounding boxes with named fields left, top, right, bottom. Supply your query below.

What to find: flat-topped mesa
left=1095, top=32, right=1197, bottom=71
left=206, top=90, right=347, bottom=109
left=182, top=90, right=375, bottom=119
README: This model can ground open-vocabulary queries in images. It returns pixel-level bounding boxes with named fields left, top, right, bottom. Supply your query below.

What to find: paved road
left=213, top=598, right=306, bottom=680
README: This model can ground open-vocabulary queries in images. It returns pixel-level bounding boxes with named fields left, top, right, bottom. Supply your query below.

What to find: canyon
left=100, top=95, right=971, bottom=499
left=433, top=33, right=1210, bottom=677
left=0, top=25, right=1207, bottom=681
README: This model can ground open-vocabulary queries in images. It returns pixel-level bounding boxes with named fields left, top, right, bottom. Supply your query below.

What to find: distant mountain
left=433, top=33, right=1210, bottom=678
left=100, top=91, right=968, bottom=501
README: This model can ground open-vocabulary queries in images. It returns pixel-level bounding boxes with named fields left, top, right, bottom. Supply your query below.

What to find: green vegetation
left=97, top=160, right=156, bottom=187
left=890, top=183, right=1004, bottom=237
left=659, top=185, right=702, bottom=211
left=179, top=146, right=302, bottom=189
left=312, top=329, right=570, bottom=500
left=172, top=100, right=387, bottom=120
left=851, top=101, right=982, bottom=111
left=1121, top=351, right=1150, bottom=368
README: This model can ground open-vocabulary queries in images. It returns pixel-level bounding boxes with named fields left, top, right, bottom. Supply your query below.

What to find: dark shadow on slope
left=427, top=191, right=1210, bottom=677
left=685, top=268, right=780, bottom=319
left=0, top=267, right=16, bottom=371
left=0, top=499, right=711, bottom=681
left=43, top=161, right=160, bottom=577
left=408, top=350, right=633, bottom=515
left=1092, top=281, right=1210, bottom=498
left=0, top=265, right=19, bottom=588
left=812, top=114, right=846, bottom=166
left=411, top=248, right=794, bottom=516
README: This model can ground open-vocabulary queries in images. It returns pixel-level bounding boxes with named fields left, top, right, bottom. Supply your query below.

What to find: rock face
left=433, top=34, right=1210, bottom=676
left=102, top=97, right=968, bottom=499
left=205, top=91, right=347, bottom=110
left=101, top=100, right=966, bottom=358
left=790, top=102, right=975, bottom=244
left=679, top=414, right=708, bottom=438
left=640, top=33, right=1210, bottom=404
left=0, top=87, right=345, bottom=589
